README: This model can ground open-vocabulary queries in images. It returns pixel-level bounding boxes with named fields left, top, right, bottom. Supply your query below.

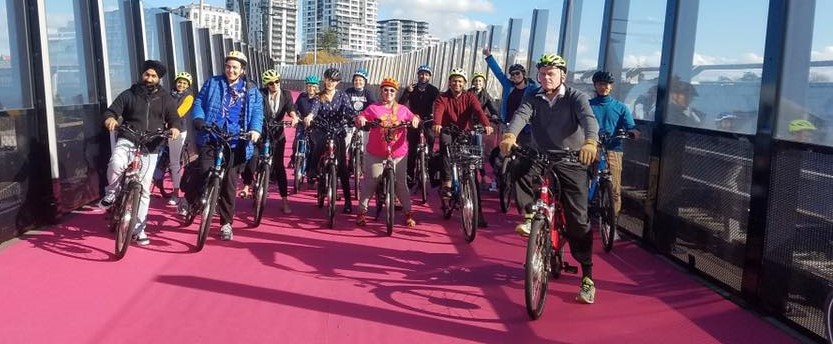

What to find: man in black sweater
left=399, top=64, right=440, bottom=188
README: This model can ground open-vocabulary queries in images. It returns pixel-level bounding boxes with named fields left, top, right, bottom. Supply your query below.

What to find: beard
left=144, top=81, right=159, bottom=93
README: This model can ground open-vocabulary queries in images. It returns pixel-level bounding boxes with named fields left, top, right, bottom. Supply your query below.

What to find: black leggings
left=242, top=136, right=289, bottom=198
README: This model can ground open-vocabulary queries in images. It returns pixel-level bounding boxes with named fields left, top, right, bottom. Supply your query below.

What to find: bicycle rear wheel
left=253, top=163, right=270, bottom=227
left=196, top=177, right=220, bottom=252
left=597, top=180, right=617, bottom=252
left=524, top=218, right=550, bottom=320
left=460, top=173, right=478, bottom=243
left=327, top=163, right=337, bottom=228
left=352, top=147, right=362, bottom=201
left=113, top=182, right=141, bottom=259
left=418, top=150, right=428, bottom=204
left=384, top=168, right=395, bottom=236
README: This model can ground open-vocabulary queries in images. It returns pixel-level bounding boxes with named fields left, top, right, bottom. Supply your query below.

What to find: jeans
left=168, top=130, right=188, bottom=189
left=105, top=138, right=159, bottom=232
left=197, top=144, right=247, bottom=225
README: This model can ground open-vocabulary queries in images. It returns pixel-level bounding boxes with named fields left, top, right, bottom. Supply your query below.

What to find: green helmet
left=262, top=69, right=280, bottom=84
left=788, top=119, right=817, bottom=133
left=304, top=75, right=320, bottom=85
left=537, top=53, right=567, bottom=70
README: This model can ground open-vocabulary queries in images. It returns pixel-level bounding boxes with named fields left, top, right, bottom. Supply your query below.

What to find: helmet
left=448, top=68, right=468, bottom=82
left=472, top=71, right=487, bottom=81
left=715, top=113, right=738, bottom=122
left=788, top=119, right=817, bottom=133
left=508, top=64, right=526, bottom=75
left=174, top=71, right=192, bottom=85
left=323, top=68, right=341, bottom=81
left=380, top=77, right=400, bottom=90
left=262, top=69, right=280, bottom=84
left=353, top=68, right=369, bottom=81
left=417, top=64, right=433, bottom=75
left=304, top=75, right=320, bottom=85
left=536, top=53, right=567, bottom=70
left=225, top=50, right=248, bottom=66
left=592, top=71, right=615, bottom=84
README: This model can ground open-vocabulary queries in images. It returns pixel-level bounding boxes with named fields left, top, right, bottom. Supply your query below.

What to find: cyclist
left=163, top=71, right=195, bottom=206
left=589, top=71, right=638, bottom=217
left=788, top=118, right=817, bottom=143
left=667, top=77, right=705, bottom=126
left=240, top=69, right=298, bottom=214
left=499, top=53, right=600, bottom=304
left=189, top=50, right=264, bottom=241
left=468, top=71, right=500, bottom=191
left=399, top=64, right=440, bottom=189
left=344, top=68, right=377, bottom=177
left=302, top=67, right=356, bottom=214
left=432, top=68, right=494, bottom=227
left=355, top=77, right=420, bottom=228
left=482, top=47, right=538, bottom=146
left=292, top=75, right=320, bottom=169
left=100, top=59, right=182, bottom=245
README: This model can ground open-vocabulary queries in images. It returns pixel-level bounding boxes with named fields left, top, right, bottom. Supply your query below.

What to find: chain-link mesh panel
left=657, top=130, right=753, bottom=291
left=762, top=148, right=833, bottom=339
left=619, top=123, right=652, bottom=237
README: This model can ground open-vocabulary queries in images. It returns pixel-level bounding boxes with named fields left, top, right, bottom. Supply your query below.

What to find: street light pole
left=313, top=0, right=318, bottom=64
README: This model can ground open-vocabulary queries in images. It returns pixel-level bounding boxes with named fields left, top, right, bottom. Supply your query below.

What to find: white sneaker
left=98, top=192, right=117, bottom=209
left=133, top=230, right=150, bottom=246
left=219, top=223, right=233, bottom=241
left=488, top=181, right=498, bottom=192
left=167, top=196, right=179, bottom=206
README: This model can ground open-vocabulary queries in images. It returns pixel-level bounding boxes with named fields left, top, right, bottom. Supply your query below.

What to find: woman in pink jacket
left=355, top=77, right=420, bottom=228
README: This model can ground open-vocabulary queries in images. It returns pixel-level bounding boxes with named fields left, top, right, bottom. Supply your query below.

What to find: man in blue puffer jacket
left=189, top=50, right=264, bottom=241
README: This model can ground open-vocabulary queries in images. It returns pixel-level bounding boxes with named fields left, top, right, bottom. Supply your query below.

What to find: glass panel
left=610, top=0, right=666, bottom=122
left=571, top=0, right=605, bottom=94
left=144, top=8, right=165, bottom=61
left=776, top=1, right=833, bottom=146
left=0, top=1, right=33, bottom=110
left=102, top=0, right=135, bottom=98
left=45, top=0, right=97, bottom=106
left=666, top=0, right=768, bottom=134
left=171, top=15, right=188, bottom=74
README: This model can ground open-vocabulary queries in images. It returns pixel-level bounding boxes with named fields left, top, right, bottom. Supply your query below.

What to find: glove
left=193, top=118, right=206, bottom=131
left=579, top=140, right=598, bottom=165
left=499, top=133, right=517, bottom=156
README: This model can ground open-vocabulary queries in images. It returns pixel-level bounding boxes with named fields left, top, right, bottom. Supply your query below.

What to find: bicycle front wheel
left=352, top=148, right=362, bottom=201
left=253, top=163, right=270, bottom=227
left=294, top=155, right=304, bottom=194
left=499, top=158, right=513, bottom=213
left=460, top=173, right=478, bottom=243
left=114, top=182, right=141, bottom=259
left=598, top=180, right=617, bottom=252
left=385, top=168, right=395, bottom=236
left=327, top=163, right=337, bottom=228
left=524, top=218, right=550, bottom=320
left=196, top=177, right=220, bottom=252
left=418, top=150, right=428, bottom=204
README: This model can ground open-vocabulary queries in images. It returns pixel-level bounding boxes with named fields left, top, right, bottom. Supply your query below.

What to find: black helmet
left=592, top=71, right=615, bottom=84
left=508, top=64, right=526, bottom=75
left=323, top=68, right=341, bottom=81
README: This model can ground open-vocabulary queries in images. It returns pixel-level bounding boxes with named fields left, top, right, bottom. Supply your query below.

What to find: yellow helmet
left=536, top=53, right=567, bottom=70
left=225, top=50, right=248, bottom=66
left=174, top=71, right=192, bottom=85
left=472, top=71, right=487, bottom=81
left=262, top=69, right=280, bottom=84
left=788, top=119, right=817, bottom=133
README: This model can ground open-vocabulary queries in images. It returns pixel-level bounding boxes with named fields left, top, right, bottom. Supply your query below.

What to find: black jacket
left=468, top=88, right=499, bottom=124
left=260, top=87, right=296, bottom=141
left=398, top=83, right=440, bottom=120
left=104, top=83, right=181, bottom=151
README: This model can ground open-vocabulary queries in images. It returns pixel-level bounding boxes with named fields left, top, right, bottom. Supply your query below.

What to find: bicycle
left=313, top=119, right=348, bottom=229
left=251, top=120, right=293, bottom=227
left=512, top=146, right=580, bottom=320
left=439, top=124, right=485, bottom=243
left=348, top=125, right=364, bottom=201
left=292, top=126, right=309, bottom=194
left=106, top=125, right=170, bottom=259
left=180, top=125, right=250, bottom=251
left=151, top=137, right=190, bottom=199
left=412, top=119, right=433, bottom=205
left=588, top=129, right=632, bottom=252
left=363, top=120, right=410, bottom=235
left=498, top=150, right=516, bottom=213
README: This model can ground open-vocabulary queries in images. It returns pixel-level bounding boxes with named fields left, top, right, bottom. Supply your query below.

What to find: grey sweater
left=507, top=86, right=599, bottom=151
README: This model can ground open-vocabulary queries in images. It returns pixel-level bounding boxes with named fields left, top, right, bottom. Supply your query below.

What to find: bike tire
left=316, top=170, right=325, bottom=209
left=460, top=173, right=478, bottom=243
left=253, top=163, right=270, bottom=227
left=293, top=155, right=303, bottom=194
left=196, top=177, right=220, bottom=252
left=524, top=218, right=550, bottom=320
left=114, top=183, right=141, bottom=259
left=441, top=191, right=453, bottom=220
left=499, top=158, right=513, bottom=213
left=418, top=150, right=428, bottom=204
left=598, top=180, right=617, bottom=252
left=385, top=168, right=395, bottom=236
left=327, top=163, right=337, bottom=228
left=353, top=148, right=362, bottom=201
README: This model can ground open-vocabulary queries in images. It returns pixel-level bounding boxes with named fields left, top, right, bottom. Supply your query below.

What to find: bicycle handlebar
left=117, top=125, right=172, bottom=147
left=511, top=145, right=579, bottom=164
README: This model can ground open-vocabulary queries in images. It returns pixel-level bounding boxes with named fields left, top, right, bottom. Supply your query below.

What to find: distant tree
left=317, top=28, right=340, bottom=55
left=297, top=50, right=348, bottom=65
left=717, top=76, right=733, bottom=83
left=739, top=72, right=760, bottom=82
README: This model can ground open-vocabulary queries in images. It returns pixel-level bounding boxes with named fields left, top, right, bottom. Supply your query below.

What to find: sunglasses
left=510, top=71, right=523, bottom=76
left=267, top=81, right=279, bottom=86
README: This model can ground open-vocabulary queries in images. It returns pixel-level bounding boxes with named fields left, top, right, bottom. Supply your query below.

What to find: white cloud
left=740, top=52, right=764, bottom=63
left=380, top=0, right=493, bottom=40
left=622, top=51, right=662, bottom=68
left=811, top=46, right=833, bottom=61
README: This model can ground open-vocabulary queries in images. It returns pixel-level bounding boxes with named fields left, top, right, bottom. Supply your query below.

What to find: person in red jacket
left=432, top=68, right=494, bottom=226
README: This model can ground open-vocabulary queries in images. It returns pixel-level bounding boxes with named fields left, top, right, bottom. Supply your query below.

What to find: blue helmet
left=417, top=64, right=433, bottom=76
left=353, top=68, right=369, bottom=80
left=304, top=75, right=320, bottom=85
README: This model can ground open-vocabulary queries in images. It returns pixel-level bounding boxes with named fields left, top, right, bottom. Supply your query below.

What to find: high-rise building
left=302, top=0, right=383, bottom=60
left=226, top=0, right=297, bottom=65
left=378, top=19, right=439, bottom=54
left=171, top=4, right=242, bottom=41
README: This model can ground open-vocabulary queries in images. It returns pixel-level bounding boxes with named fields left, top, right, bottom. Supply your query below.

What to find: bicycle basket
left=450, top=144, right=483, bottom=163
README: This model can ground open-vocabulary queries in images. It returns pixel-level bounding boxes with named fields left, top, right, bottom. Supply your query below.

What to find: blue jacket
left=192, top=75, right=264, bottom=160
left=589, top=95, right=636, bottom=152
left=485, top=54, right=539, bottom=123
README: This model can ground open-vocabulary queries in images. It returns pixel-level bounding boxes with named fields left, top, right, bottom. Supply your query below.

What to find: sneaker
left=515, top=214, right=533, bottom=236
left=99, top=192, right=117, bottom=209
left=488, top=180, right=498, bottom=192
left=167, top=195, right=179, bottom=206
left=219, top=223, right=233, bottom=241
left=356, top=209, right=367, bottom=226
left=404, top=212, right=416, bottom=228
left=577, top=276, right=596, bottom=304
left=343, top=203, right=353, bottom=214
left=133, top=230, right=150, bottom=246
left=177, top=199, right=190, bottom=217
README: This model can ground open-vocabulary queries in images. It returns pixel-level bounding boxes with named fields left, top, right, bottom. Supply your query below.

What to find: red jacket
left=433, top=90, right=490, bottom=129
